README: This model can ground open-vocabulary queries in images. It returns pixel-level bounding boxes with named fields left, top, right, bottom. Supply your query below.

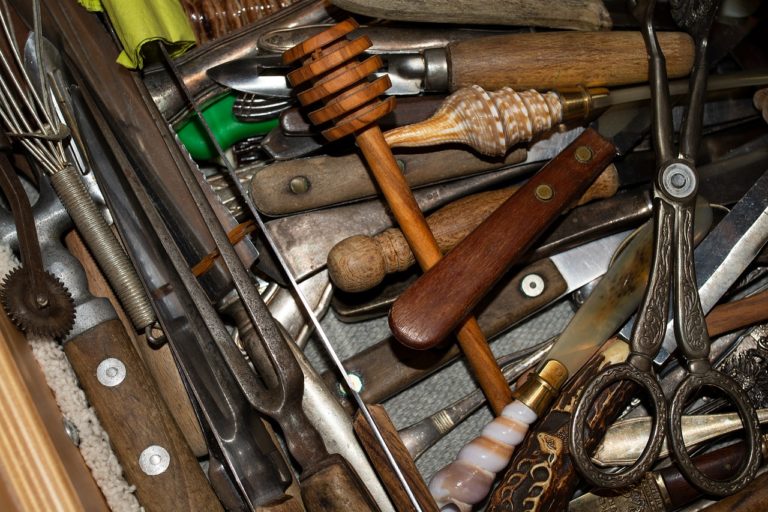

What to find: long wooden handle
left=63, top=320, right=222, bottom=511
left=487, top=294, right=768, bottom=512
left=250, top=147, right=527, bottom=216
left=357, top=125, right=513, bottom=414
left=705, top=288, right=768, bottom=337
left=353, top=404, right=439, bottom=512
left=447, top=31, right=694, bottom=91
left=328, top=165, right=618, bottom=292
left=389, top=128, right=615, bottom=350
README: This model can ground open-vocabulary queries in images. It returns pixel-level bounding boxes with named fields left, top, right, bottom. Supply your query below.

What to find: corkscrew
left=284, top=19, right=514, bottom=417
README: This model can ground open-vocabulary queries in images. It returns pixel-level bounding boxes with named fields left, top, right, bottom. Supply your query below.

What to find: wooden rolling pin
left=389, top=128, right=615, bottom=350
left=328, top=164, right=619, bottom=292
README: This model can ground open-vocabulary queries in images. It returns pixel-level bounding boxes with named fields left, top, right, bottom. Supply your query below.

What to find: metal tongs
left=569, top=0, right=762, bottom=496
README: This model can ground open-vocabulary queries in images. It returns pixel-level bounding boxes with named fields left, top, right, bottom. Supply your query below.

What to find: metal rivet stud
left=139, top=445, right=171, bottom=476
left=535, top=184, right=554, bottom=202
left=574, top=145, right=593, bottom=163
left=289, top=176, right=311, bottom=194
left=97, top=358, right=126, bottom=387
left=521, top=273, right=545, bottom=297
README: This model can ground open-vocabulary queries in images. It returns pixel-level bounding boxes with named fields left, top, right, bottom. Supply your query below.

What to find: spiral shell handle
left=429, top=400, right=537, bottom=510
left=384, top=85, right=563, bottom=157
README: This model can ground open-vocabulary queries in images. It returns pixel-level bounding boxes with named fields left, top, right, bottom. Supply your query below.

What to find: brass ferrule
left=512, top=359, right=569, bottom=415
left=557, top=87, right=609, bottom=123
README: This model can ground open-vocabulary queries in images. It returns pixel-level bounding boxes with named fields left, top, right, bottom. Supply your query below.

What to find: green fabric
left=79, top=0, right=195, bottom=69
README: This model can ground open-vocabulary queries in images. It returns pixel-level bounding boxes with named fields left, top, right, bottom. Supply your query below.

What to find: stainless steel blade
left=549, top=230, right=631, bottom=291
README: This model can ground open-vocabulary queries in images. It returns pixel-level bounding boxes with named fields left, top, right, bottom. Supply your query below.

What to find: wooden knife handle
left=447, top=31, right=694, bottom=92
left=250, top=147, right=527, bottom=216
left=705, top=288, right=768, bottom=337
left=487, top=339, right=632, bottom=512
left=353, top=404, right=439, bottom=512
left=65, top=230, right=207, bottom=457
left=63, top=320, right=222, bottom=511
left=328, top=165, right=618, bottom=292
left=389, top=128, right=615, bottom=350
left=325, top=257, right=570, bottom=411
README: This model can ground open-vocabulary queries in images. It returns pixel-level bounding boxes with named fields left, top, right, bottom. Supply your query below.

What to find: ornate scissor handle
left=569, top=362, right=668, bottom=488
left=668, top=370, right=761, bottom=495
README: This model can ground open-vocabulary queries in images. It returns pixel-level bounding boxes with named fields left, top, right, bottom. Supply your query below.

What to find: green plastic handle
left=176, top=93, right=279, bottom=160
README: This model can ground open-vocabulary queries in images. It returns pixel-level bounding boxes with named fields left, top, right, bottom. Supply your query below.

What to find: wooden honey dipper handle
left=328, top=164, right=619, bottom=292
left=285, top=19, right=513, bottom=414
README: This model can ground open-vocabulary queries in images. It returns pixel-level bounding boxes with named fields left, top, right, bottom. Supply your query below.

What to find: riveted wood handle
left=64, top=320, right=222, bottom=512
left=389, top=128, right=615, bottom=350
left=250, top=147, right=527, bottom=216
left=328, top=164, right=618, bottom=292
left=353, top=404, right=439, bottom=512
left=448, top=31, right=694, bottom=91
left=65, top=230, right=207, bottom=457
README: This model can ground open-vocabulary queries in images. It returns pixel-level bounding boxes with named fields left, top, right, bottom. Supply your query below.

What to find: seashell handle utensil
left=384, top=85, right=564, bottom=156
left=285, top=20, right=514, bottom=418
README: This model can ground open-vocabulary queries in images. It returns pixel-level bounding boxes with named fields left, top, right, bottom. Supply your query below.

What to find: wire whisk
left=0, top=0, right=157, bottom=333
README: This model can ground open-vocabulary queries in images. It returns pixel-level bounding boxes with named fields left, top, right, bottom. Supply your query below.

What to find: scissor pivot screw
left=535, top=184, right=554, bottom=201
left=662, top=163, right=696, bottom=198
left=574, top=145, right=593, bottom=163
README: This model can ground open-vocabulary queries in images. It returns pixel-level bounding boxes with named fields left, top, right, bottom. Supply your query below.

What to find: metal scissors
left=568, top=0, right=761, bottom=496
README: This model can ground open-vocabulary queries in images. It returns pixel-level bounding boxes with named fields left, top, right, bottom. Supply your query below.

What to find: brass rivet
left=289, top=176, right=311, bottom=194
left=574, top=145, right=593, bottom=163
left=535, top=184, right=554, bottom=201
